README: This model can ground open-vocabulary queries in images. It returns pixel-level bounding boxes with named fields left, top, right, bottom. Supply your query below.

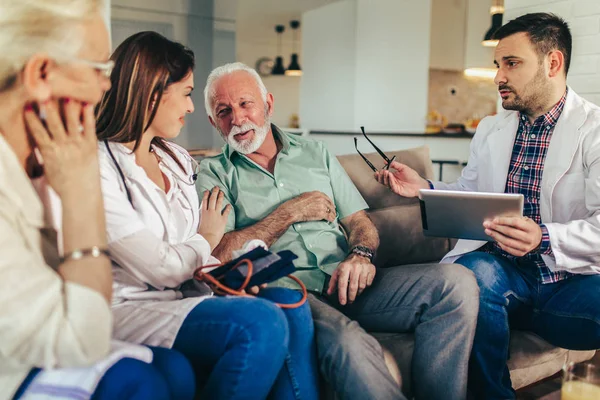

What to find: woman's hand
left=374, top=161, right=430, bottom=198
left=24, top=98, right=99, bottom=199
left=199, top=186, right=232, bottom=251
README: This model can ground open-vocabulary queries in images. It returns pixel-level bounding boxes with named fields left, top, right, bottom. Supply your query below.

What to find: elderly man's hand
left=327, top=254, right=376, bottom=305
left=279, top=191, right=337, bottom=224
left=484, top=216, right=543, bottom=256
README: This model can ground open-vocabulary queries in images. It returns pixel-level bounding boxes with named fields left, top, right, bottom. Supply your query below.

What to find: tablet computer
left=418, top=189, right=524, bottom=241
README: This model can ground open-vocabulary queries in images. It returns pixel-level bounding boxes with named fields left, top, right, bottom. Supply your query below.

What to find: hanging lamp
left=285, top=20, right=302, bottom=76
left=482, top=0, right=504, bottom=47
left=272, top=24, right=286, bottom=75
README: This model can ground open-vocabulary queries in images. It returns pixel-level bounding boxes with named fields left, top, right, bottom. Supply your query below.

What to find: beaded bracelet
left=60, top=246, right=110, bottom=264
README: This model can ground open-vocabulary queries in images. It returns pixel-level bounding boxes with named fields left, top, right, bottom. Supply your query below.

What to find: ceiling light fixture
left=482, top=0, right=504, bottom=47
left=272, top=24, right=286, bottom=75
left=285, top=20, right=302, bottom=77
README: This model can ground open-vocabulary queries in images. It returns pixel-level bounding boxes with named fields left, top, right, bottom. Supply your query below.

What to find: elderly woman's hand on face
left=23, top=98, right=100, bottom=199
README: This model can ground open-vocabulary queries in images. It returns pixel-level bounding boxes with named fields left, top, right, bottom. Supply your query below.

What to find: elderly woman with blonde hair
left=0, top=1, right=194, bottom=399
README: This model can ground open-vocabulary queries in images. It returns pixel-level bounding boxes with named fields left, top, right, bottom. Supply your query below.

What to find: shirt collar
left=519, top=88, right=568, bottom=127
left=225, top=124, right=295, bottom=160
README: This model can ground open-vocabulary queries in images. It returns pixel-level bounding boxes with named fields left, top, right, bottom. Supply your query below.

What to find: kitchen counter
left=309, top=130, right=474, bottom=138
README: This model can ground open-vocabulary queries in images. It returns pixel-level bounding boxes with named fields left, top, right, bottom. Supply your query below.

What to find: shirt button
left=297, top=224, right=302, bottom=229
left=530, top=134, right=536, bottom=139
left=308, top=244, right=313, bottom=249
left=524, top=166, right=530, bottom=171
left=279, top=182, right=284, bottom=187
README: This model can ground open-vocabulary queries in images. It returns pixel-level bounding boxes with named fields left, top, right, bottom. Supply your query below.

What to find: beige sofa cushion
left=337, top=146, right=452, bottom=267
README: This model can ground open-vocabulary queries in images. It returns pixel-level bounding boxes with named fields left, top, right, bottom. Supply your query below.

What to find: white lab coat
left=437, top=89, right=600, bottom=275
left=98, top=140, right=216, bottom=348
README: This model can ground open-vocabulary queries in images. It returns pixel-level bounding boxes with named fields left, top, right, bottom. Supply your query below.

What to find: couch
left=336, top=145, right=597, bottom=398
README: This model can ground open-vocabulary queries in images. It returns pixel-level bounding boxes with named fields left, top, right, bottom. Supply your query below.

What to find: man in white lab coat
left=376, top=13, right=600, bottom=399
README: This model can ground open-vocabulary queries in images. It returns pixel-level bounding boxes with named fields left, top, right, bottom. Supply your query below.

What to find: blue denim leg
left=456, top=252, right=534, bottom=400
left=13, top=347, right=194, bottom=400
left=257, top=288, right=319, bottom=400
left=172, top=296, right=289, bottom=400
left=532, top=274, right=600, bottom=350
left=147, top=347, right=195, bottom=400
left=92, top=356, right=171, bottom=400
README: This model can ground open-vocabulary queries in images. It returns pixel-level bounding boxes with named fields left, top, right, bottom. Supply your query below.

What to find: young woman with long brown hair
left=95, top=31, right=319, bottom=400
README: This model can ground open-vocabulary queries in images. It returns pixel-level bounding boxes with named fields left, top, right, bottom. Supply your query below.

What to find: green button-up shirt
left=197, top=125, right=368, bottom=292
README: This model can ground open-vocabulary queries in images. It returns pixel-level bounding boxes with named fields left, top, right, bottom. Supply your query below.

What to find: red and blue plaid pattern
left=486, top=90, right=571, bottom=284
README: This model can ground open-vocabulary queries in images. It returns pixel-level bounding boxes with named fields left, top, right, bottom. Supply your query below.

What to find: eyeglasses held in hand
left=354, top=126, right=396, bottom=172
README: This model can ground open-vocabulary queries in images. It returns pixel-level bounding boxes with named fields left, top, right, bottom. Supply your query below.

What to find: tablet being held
left=418, top=189, right=523, bottom=241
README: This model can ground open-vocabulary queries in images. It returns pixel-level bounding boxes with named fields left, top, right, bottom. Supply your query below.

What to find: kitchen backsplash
left=428, top=69, right=498, bottom=125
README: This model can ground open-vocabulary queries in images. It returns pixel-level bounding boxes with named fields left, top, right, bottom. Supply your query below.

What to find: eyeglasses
left=70, top=58, right=115, bottom=78
left=354, top=126, right=396, bottom=172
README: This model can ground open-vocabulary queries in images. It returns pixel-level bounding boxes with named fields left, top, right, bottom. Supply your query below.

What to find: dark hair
left=95, top=31, right=195, bottom=170
left=493, top=13, right=572, bottom=75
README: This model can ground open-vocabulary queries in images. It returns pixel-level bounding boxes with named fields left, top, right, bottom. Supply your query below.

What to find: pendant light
left=272, top=24, right=286, bottom=75
left=285, top=20, right=302, bottom=77
left=482, top=0, right=504, bottom=47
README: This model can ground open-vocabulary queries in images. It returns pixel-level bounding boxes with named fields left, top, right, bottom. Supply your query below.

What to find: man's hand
left=278, top=191, right=336, bottom=224
left=374, top=161, right=430, bottom=198
left=484, top=216, right=542, bottom=257
left=327, top=254, right=376, bottom=305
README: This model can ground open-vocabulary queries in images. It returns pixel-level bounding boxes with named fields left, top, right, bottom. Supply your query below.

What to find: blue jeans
left=14, top=347, right=194, bottom=400
left=456, top=252, right=600, bottom=400
left=172, top=287, right=319, bottom=400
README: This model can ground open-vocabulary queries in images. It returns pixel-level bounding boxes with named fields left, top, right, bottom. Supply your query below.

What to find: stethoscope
left=104, top=140, right=199, bottom=207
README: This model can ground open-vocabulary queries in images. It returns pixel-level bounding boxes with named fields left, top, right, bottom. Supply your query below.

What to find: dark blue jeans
left=456, top=252, right=600, bottom=400
left=172, top=287, right=319, bottom=400
left=14, top=347, right=194, bottom=400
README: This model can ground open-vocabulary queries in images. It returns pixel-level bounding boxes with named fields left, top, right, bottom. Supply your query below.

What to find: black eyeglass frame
left=353, top=126, right=396, bottom=172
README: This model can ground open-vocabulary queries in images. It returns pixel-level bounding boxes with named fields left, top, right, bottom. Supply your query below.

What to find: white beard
left=225, top=120, right=270, bottom=155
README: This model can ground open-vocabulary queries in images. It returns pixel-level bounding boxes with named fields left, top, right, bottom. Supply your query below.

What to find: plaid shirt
left=485, top=90, right=572, bottom=284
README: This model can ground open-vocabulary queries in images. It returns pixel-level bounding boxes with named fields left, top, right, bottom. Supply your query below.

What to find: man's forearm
left=343, top=211, right=380, bottom=252
left=212, top=207, right=295, bottom=262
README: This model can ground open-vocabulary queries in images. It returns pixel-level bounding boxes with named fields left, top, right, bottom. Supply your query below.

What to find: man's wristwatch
left=350, top=246, right=375, bottom=262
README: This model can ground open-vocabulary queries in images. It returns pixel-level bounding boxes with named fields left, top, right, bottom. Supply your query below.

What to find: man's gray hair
left=204, top=62, right=268, bottom=119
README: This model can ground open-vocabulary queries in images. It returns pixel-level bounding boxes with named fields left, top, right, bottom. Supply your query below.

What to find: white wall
left=354, top=0, right=431, bottom=132
left=300, top=1, right=357, bottom=131
left=300, top=0, right=432, bottom=132
left=464, top=0, right=495, bottom=69
left=429, top=0, right=467, bottom=71
left=504, top=0, right=600, bottom=106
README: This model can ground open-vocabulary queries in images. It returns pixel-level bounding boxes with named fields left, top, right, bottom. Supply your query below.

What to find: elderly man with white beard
left=197, top=62, right=480, bottom=400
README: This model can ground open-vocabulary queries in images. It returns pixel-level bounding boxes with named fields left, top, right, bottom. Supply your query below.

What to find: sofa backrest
left=337, top=145, right=453, bottom=268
